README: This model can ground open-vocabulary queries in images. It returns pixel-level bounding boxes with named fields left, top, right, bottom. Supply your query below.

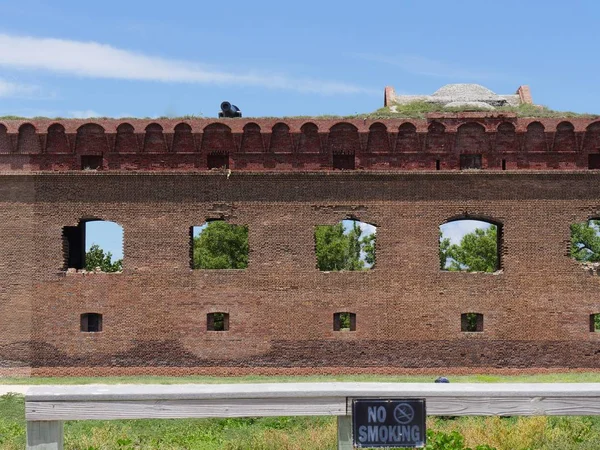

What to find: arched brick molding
left=425, top=121, right=447, bottom=153
left=46, top=124, right=70, bottom=154
left=17, top=123, right=41, bottom=154
left=0, top=124, right=10, bottom=154
left=366, top=123, right=390, bottom=153
left=298, top=123, right=320, bottom=153
left=456, top=122, right=487, bottom=154
left=553, top=121, right=576, bottom=152
left=172, top=123, right=195, bottom=153
left=328, top=122, right=359, bottom=155
left=395, top=122, right=418, bottom=153
left=143, top=123, right=167, bottom=153
left=241, top=123, right=264, bottom=153
left=524, top=122, right=547, bottom=152
left=75, top=124, right=108, bottom=155
left=495, top=122, right=517, bottom=153
left=115, top=123, right=138, bottom=153
left=269, top=123, right=293, bottom=153
left=201, top=123, right=235, bottom=154
left=583, top=122, right=600, bottom=153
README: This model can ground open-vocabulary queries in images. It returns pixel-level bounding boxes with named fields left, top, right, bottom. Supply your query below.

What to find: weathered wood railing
left=24, top=382, right=600, bottom=449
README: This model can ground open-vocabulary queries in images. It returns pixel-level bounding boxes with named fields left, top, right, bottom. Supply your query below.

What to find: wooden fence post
left=337, top=415, right=352, bottom=450
left=26, top=421, right=64, bottom=450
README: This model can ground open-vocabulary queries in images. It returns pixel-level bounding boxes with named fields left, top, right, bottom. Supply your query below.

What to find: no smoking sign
left=352, top=399, right=426, bottom=448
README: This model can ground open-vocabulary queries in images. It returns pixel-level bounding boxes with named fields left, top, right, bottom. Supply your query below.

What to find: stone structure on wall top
left=384, top=83, right=535, bottom=110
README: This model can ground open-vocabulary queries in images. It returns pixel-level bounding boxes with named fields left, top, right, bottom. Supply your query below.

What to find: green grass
left=3, top=393, right=600, bottom=449
left=4, top=372, right=600, bottom=385
left=1, top=101, right=598, bottom=122
left=4, top=374, right=600, bottom=448
left=372, top=101, right=600, bottom=119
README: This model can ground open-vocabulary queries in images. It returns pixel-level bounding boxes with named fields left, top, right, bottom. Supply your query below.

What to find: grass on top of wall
left=4, top=372, right=600, bottom=385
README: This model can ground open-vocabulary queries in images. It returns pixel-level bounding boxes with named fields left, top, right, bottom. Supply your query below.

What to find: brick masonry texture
left=2, top=115, right=600, bottom=376
left=0, top=115, right=599, bottom=171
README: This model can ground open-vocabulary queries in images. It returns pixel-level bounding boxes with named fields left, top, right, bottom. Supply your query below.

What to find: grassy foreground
left=4, top=373, right=600, bottom=449
left=1, top=393, right=600, bottom=450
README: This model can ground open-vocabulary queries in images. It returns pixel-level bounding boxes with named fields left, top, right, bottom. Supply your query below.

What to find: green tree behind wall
left=192, top=221, right=249, bottom=269
left=570, top=220, right=600, bottom=262
left=85, top=244, right=122, bottom=272
left=314, top=221, right=376, bottom=271
left=441, top=226, right=498, bottom=273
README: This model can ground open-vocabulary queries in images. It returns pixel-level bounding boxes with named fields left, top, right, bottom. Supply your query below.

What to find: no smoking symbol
left=393, top=403, right=415, bottom=424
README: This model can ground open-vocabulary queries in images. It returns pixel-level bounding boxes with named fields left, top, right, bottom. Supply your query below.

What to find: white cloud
left=358, top=222, right=377, bottom=236
left=0, top=78, right=39, bottom=98
left=440, top=220, right=492, bottom=245
left=0, top=34, right=376, bottom=96
left=69, top=110, right=101, bottom=119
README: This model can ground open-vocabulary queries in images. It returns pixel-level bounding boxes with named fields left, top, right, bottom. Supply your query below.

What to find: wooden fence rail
left=24, top=382, right=600, bottom=449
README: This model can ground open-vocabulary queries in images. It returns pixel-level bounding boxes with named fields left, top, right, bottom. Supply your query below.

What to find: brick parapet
left=0, top=115, right=598, bottom=172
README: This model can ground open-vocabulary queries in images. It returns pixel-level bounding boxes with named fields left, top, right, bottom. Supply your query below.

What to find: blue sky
left=0, top=0, right=598, bottom=118
left=6, top=1, right=590, bottom=259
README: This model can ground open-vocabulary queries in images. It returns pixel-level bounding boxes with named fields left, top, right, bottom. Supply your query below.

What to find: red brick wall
left=0, top=114, right=599, bottom=172
left=2, top=170, right=600, bottom=374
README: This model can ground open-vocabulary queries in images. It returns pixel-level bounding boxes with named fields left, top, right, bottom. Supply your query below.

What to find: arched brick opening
left=17, top=123, right=40, bottom=154
left=440, top=217, right=503, bottom=272
left=115, top=123, right=137, bottom=153
left=298, top=123, right=320, bottom=153
left=143, top=123, right=167, bottom=153
left=172, top=123, right=195, bottom=153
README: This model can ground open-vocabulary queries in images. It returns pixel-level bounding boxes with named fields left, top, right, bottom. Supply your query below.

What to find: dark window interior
left=332, top=154, right=355, bottom=170
left=207, top=312, right=229, bottom=331
left=207, top=153, right=229, bottom=169
left=460, top=154, right=482, bottom=170
left=81, top=155, right=103, bottom=170
left=589, top=154, right=600, bottom=169
left=63, top=223, right=85, bottom=270
left=461, top=313, right=483, bottom=332
left=81, top=313, right=102, bottom=332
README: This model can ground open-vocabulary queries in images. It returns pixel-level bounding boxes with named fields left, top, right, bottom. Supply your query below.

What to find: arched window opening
left=334, top=312, right=356, bottom=331
left=63, top=220, right=123, bottom=273
left=590, top=314, right=600, bottom=332
left=207, top=312, right=229, bottom=331
left=440, top=219, right=501, bottom=273
left=570, top=220, right=600, bottom=273
left=191, top=221, right=248, bottom=269
left=81, top=313, right=103, bottom=332
left=315, top=219, right=376, bottom=271
left=461, top=313, right=483, bottom=332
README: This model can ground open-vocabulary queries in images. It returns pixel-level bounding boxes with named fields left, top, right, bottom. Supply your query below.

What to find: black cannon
left=219, top=101, right=242, bottom=118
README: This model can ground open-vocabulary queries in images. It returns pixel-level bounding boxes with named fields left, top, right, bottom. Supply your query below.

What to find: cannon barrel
left=219, top=101, right=242, bottom=118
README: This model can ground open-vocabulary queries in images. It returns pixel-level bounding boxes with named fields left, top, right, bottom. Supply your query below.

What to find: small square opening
left=207, top=312, right=229, bottom=331
left=460, top=154, right=482, bottom=170
left=590, top=314, right=600, bottom=332
left=81, top=155, right=103, bottom=170
left=81, top=313, right=103, bottom=332
left=332, top=154, right=355, bottom=170
left=589, top=154, right=600, bottom=170
left=207, top=154, right=229, bottom=169
left=461, top=313, right=483, bottom=332
left=333, top=312, right=356, bottom=331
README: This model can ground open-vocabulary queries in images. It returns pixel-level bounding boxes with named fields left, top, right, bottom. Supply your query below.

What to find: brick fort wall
left=1, top=114, right=600, bottom=375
